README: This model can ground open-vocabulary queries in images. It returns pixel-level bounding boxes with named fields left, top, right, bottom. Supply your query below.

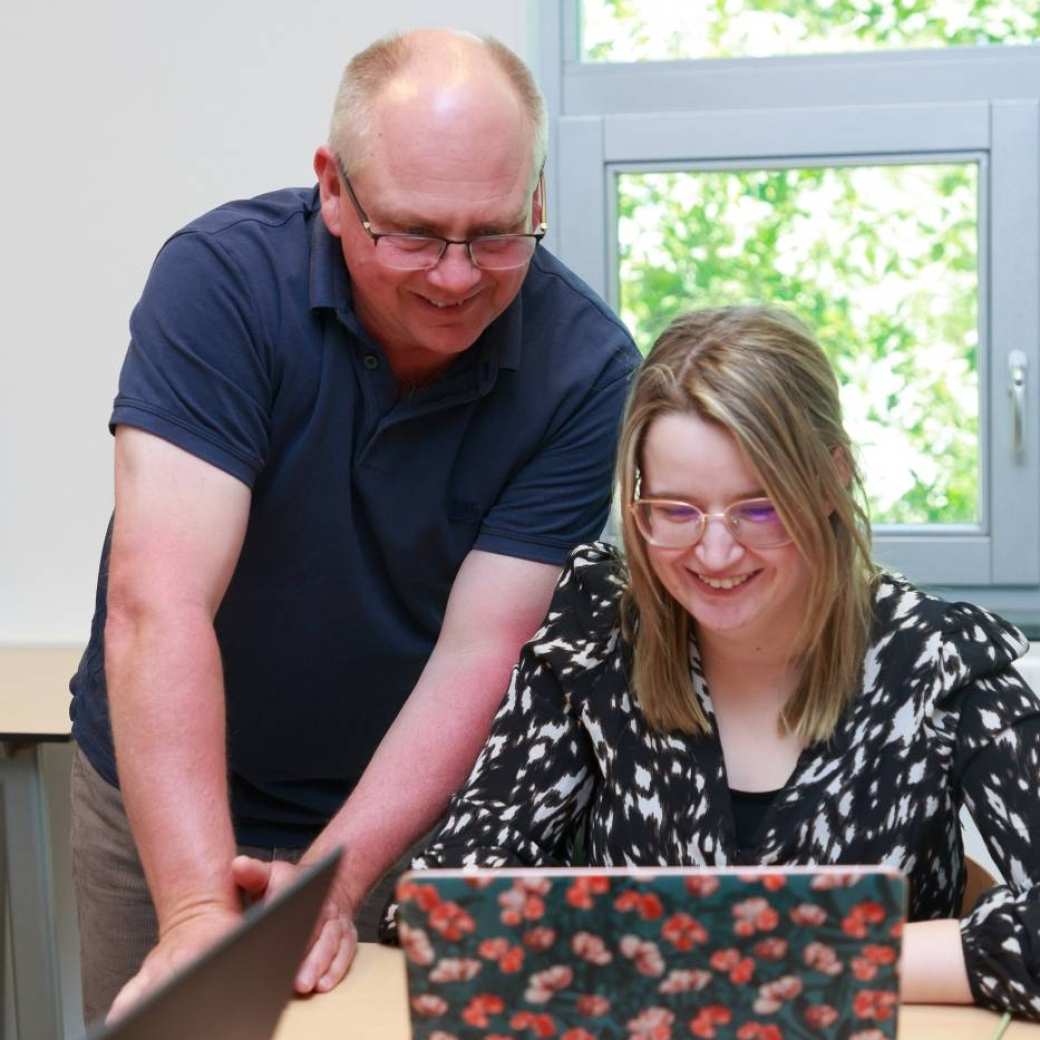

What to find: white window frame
left=535, top=0, right=1040, bottom=625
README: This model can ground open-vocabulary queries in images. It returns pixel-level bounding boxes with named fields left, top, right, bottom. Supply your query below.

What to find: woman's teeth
left=696, top=573, right=751, bottom=590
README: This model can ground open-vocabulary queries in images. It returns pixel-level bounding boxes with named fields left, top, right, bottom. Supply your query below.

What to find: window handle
left=1009, top=350, right=1028, bottom=457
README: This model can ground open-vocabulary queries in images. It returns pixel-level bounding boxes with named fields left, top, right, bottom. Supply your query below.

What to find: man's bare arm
left=236, top=548, right=561, bottom=992
left=105, top=427, right=250, bottom=1018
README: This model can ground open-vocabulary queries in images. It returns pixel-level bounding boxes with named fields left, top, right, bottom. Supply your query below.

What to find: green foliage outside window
left=617, top=164, right=979, bottom=525
left=583, top=0, right=1040, bottom=62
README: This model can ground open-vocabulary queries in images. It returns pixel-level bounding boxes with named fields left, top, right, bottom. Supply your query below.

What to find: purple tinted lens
left=730, top=500, right=788, bottom=545
left=636, top=501, right=702, bottom=544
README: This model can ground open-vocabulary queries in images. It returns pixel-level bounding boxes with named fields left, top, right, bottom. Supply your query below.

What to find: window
left=617, top=160, right=981, bottom=528
left=537, top=0, right=1040, bottom=623
left=581, top=0, right=1039, bottom=62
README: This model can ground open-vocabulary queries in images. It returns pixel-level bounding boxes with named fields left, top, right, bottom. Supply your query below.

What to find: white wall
left=0, top=6, right=534, bottom=1035
left=0, top=0, right=535, bottom=644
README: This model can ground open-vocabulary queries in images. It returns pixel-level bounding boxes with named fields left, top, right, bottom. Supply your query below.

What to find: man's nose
left=426, top=242, right=483, bottom=293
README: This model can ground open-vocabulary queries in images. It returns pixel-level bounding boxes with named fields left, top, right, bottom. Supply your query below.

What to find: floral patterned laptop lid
left=396, top=866, right=906, bottom=1040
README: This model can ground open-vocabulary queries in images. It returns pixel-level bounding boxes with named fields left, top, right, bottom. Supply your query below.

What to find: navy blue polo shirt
left=70, top=186, right=639, bottom=847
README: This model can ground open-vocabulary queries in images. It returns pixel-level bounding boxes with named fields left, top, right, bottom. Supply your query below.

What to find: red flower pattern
left=752, top=937, right=788, bottom=960
left=864, top=944, right=897, bottom=964
left=732, top=898, right=780, bottom=937
left=852, top=989, right=898, bottom=1021
left=810, top=873, right=861, bottom=890
left=572, top=931, right=612, bottom=965
left=499, top=886, right=547, bottom=927
left=576, top=994, right=611, bottom=1016
left=429, top=957, right=483, bottom=983
left=616, top=890, right=666, bottom=920
left=709, top=947, right=755, bottom=983
left=802, top=941, right=843, bottom=976
left=399, top=880, right=442, bottom=911
left=803, top=1003, right=839, bottom=1028
left=411, top=993, right=448, bottom=1017
left=789, top=903, right=827, bottom=926
left=626, top=1005, right=675, bottom=1040
left=684, top=877, right=720, bottom=898
left=401, top=874, right=902, bottom=1040
left=461, top=994, right=505, bottom=1027
left=524, top=966, right=574, bottom=1004
left=851, top=957, right=877, bottom=981
left=841, top=901, right=887, bottom=938
left=429, top=901, right=476, bottom=941
left=689, top=1004, right=731, bottom=1038
left=620, top=935, right=666, bottom=976
left=400, top=921, right=435, bottom=966
left=523, top=927, right=557, bottom=951
left=753, top=975, right=803, bottom=1014
left=661, top=913, right=708, bottom=950
left=510, top=1011, right=557, bottom=1037
left=658, top=969, right=713, bottom=994
left=565, top=877, right=610, bottom=909
left=736, top=1025, right=784, bottom=1040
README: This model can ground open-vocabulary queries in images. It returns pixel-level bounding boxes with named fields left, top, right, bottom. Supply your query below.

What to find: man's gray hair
left=328, top=31, right=548, bottom=188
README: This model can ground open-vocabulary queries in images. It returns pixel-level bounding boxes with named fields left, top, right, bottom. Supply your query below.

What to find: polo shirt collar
left=308, top=192, right=353, bottom=314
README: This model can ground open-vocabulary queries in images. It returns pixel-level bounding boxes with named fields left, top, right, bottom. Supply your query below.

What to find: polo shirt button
left=363, top=354, right=379, bottom=370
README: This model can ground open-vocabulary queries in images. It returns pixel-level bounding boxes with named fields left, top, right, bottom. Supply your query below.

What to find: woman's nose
left=692, top=515, right=744, bottom=569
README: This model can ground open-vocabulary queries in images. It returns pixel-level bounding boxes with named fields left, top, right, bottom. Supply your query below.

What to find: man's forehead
left=370, top=61, right=531, bottom=161
left=354, top=79, right=536, bottom=230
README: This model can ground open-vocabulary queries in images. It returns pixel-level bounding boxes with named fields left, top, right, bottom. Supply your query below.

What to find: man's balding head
left=329, top=29, right=547, bottom=191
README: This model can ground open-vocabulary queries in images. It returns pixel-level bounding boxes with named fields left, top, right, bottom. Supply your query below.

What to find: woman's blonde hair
left=617, top=305, right=877, bottom=743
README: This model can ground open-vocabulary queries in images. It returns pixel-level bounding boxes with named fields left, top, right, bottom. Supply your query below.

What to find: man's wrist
left=301, top=836, right=366, bottom=916
left=155, top=876, right=241, bottom=939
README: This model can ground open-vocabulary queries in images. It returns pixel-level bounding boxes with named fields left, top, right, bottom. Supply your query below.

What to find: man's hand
left=106, top=906, right=243, bottom=1023
left=232, top=855, right=358, bottom=993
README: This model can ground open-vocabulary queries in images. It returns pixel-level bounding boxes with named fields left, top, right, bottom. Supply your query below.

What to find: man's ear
left=532, top=171, right=546, bottom=230
left=314, top=146, right=344, bottom=238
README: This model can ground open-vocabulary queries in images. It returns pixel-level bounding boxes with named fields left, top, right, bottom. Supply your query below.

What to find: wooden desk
left=275, top=943, right=1040, bottom=1039
left=0, top=645, right=82, bottom=1040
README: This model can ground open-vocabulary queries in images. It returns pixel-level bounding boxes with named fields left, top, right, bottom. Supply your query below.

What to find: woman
left=399, top=306, right=1039, bottom=1018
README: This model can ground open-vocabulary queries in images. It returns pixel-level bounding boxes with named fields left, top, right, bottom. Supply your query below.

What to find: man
left=69, top=28, right=639, bottom=1023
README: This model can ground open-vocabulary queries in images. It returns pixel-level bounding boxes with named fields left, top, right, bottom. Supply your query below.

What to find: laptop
left=396, top=865, right=906, bottom=1040
left=87, top=849, right=342, bottom=1040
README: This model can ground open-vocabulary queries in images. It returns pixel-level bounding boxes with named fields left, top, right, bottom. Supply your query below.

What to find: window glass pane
left=616, top=163, right=979, bottom=525
left=583, top=0, right=1039, bottom=61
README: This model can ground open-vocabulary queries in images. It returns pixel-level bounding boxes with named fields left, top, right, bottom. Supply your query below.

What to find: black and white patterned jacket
left=407, top=542, right=1040, bottom=1019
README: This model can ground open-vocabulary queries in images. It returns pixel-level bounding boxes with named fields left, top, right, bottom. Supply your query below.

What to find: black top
left=68, top=189, right=639, bottom=847
left=403, top=542, right=1040, bottom=1021
left=730, top=788, right=780, bottom=862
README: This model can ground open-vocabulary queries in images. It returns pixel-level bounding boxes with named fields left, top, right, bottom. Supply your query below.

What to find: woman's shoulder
left=561, top=540, right=627, bottom=598
left=528, top=541, right=628, bottom=666
left=871, top=571, right=1029, bottom=684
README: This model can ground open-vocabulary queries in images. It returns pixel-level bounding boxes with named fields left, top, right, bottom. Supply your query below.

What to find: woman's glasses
left=630, top=495, right=792, bottom=550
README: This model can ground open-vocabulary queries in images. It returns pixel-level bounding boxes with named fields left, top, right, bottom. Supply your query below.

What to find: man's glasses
left=336, top=157, right=548, bottom=272
left=630, top=490, right=792, bottom=551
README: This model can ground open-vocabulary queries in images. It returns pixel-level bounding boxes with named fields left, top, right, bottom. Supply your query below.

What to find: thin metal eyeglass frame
left=629, top=495, right=793, bottom=550
left=335, top=156, right=548, bottom=270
